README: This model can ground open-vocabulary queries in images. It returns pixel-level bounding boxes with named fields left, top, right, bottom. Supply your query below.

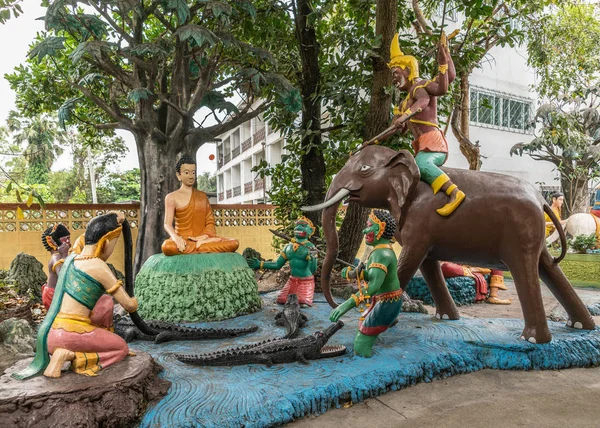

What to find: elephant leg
left=396, top=245, right=428, bottom=293
left=506, top=253, right=551, bottom=344
left=420, top=258, right=459, bottom=320
left=539, top=249, right=595, bottom=330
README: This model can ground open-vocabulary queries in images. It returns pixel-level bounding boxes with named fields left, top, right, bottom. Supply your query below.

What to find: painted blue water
left=135, top=293, right=600, bottom=427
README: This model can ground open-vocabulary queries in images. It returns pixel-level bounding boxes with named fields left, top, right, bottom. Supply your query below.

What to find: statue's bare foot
left=44, top=348, right=76, bottom=378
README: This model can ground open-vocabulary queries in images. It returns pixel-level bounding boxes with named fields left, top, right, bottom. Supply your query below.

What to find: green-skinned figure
left=330, top=209, right=401, bottom=357
left=247, top=217, right=318, bottom=306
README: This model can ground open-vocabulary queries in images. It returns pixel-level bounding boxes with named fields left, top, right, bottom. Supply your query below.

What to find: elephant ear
left=385, top=150, right=421, bottom=210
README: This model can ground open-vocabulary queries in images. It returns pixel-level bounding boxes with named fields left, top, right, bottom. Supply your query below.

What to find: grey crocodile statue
left=114, top=313, right=258, bottom=344
left=176, top=321, right=347, bottom=367
left=275, top=294, right=307, bottom=338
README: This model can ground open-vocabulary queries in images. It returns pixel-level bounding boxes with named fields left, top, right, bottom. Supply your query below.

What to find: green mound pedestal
left=135, top=253, right=262, bottom=322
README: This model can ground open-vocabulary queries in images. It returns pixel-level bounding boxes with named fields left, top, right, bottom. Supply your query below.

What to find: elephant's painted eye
left=360, top=165, right=372, bottom=172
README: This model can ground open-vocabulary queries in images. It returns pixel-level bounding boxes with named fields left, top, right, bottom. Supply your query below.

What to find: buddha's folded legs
left=162, top=237, right=239, bottom=255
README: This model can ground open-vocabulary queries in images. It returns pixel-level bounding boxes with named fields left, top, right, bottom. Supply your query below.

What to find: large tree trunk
left=134, top=132, right=185, bottom=274
left=451, top=73, right=482, bottom=171
left=296, top=0, right=326, bottom=228
left=561, top=175, right=590, bottom=216
left=338, top=0, right=397, bottom=263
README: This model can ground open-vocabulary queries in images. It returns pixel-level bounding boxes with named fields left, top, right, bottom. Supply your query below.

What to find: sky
left=0, top=2, right=217, bottom=175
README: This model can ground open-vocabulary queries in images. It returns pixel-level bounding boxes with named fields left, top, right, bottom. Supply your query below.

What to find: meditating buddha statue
left=162, top=155, right=239, bottom=255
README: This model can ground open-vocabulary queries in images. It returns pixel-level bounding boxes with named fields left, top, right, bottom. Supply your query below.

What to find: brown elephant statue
left=303, top=145, right=595, bottom=344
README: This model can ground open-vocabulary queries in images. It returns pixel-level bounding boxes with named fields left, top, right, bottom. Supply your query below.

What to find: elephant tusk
left=301, top=188, right=351, bottom=212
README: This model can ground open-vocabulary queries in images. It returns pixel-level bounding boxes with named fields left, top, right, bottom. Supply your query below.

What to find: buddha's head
left=176, top=155, right=197, bottom=188
left=363, top=209, right=396, bottom=246
left=294, top=216, right=315, bottom=242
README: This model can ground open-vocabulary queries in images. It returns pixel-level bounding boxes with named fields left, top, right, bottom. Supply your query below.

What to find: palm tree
left=7, top=112, right=64, bottom=185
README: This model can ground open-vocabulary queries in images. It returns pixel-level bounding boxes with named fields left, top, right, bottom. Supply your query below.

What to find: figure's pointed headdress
left=388, top=33, right=419, bottom=83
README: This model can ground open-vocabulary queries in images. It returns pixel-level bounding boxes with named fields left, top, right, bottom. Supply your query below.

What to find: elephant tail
left=544, top=204, right=566, bottom=263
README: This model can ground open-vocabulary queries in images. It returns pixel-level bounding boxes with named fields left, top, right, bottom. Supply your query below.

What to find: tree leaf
left=28, top=36, right=67, bottom=62
left=127, top=88, right=154, bottom=103
left=78, top=73, right=105, bottom=86
left=16, top=206, right=24, bottom=220
left=37, top=194, right=46, bottom=209
left=15, top=189, right=22, bottom=203
left=200, top=90, right=238, bottom=114
left=163, top=0, right=190, bottom=25
left=58, top=97, right=81, bottom=129
left=207, top=2, right=232, bottom=19
left=70, top=41, right=113, bottom=63
left=130, top=43, right=168, bottom=58
left=26, top=193, right=33, bottom=207
left=174, top=25, right=218, bottom=49
left=5, top=181, right=12, bottom=194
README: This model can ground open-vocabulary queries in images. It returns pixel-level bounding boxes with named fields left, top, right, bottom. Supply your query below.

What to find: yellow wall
left=0, top=203, right=283, bottom=275
left=0, top=203, right=394, bottom=275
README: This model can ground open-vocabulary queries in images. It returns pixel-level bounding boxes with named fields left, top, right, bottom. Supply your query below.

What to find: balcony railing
left=254, top=178, right=264, bottom=190
left=242, top=137, right=252, bottom=152
left=218, top=192, right=224, bottom=201
left=253, top=127, right=265, bottom=145
left=224, top=153, right=231, bottom=164
left=226, top=189, right=232, bottom=199
left=233, top=186, right=241, bottom=197
left=232, top=146, right=240, bottom=158
left=244, top=181, right=253, bottom=193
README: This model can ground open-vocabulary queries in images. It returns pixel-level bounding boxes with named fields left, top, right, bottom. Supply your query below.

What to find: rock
left=107, top=263, right=125, bottom=282
left=0, top=318, right=35, bottom=374
left=0, top=352, right=170, bottom=428
left=7, top=253, right=46, bottom=303
left=135, top=253, right=262, bottom=322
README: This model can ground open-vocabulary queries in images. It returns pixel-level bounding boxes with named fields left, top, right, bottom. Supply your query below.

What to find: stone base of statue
left=135, top=253, right=262, bottom=322
left=0, top=352, right=170, bottom=428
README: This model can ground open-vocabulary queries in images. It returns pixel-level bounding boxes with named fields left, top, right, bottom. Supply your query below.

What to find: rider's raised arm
left=424, top=41, right=455, bottom=96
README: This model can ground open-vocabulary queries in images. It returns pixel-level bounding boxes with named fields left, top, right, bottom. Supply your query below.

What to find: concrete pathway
left=289, top=283, right=600, bottom=427
left=289, top=367, right=600, bottom=427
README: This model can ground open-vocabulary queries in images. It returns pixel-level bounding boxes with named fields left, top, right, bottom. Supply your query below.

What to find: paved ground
left=288, top=282, right=600, bottom=427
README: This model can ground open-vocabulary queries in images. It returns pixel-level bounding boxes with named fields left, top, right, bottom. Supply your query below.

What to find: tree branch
left=412, top=0, right=432, bottom=36
left=191, top=104, right=267, bottom=145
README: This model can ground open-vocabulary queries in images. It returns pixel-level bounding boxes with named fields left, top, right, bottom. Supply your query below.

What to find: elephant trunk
left=321, top=203, right=340, bottom=308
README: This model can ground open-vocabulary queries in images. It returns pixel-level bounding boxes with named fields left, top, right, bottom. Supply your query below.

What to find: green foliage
left=98, top=168, right=141, bottom=203
left=196, top=171, right=216, bottom=192
left=528, top=2, right=600, bottom=99
left=512, top=2, right=600, bottom=213
left=569, top=234, right=598, bottom=254
left=0, top=0, right=22, bottom=24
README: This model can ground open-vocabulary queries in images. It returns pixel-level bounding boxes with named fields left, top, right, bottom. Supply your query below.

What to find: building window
left=470, top=87, right=532, bottom=133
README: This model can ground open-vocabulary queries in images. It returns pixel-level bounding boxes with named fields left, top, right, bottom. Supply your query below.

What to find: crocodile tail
left=544, top=204, right=566, bottom=263
left=155, top=325, right=259, bottom=343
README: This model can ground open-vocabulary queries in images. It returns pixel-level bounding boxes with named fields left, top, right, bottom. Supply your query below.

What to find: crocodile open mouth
left=319, top=345, right=347, bottom=357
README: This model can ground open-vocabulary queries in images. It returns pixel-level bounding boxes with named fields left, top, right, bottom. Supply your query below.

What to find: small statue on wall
left=247, top=217, right=318, bottom=307
left=40, top=224, right=71, bottom=310
left=162, top=155, right=239, bottom=255
left=330, top=210, right=402, bottom=358
left=13, top=212, right=139, bottom=379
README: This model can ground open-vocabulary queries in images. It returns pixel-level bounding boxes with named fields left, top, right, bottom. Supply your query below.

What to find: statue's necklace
left=372, top=243, right=393, bottom=251
left=75, top=255, right=99, bottom=260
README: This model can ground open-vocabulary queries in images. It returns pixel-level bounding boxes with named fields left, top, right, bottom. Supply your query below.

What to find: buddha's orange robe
left=162, top=189, right=239, bottom=255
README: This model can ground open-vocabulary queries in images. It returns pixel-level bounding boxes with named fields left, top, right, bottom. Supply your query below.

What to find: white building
left=216, top=14, right=560, bottom=204
left=215, top=108, right=285, bottom=204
